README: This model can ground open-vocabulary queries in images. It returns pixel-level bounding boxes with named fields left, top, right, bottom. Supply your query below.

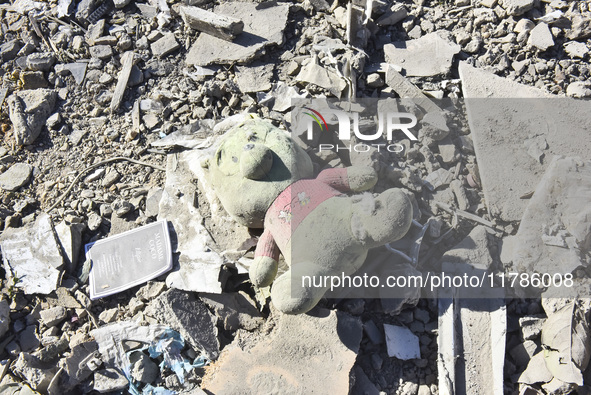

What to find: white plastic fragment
left=383, top=324, right=420, bottom=360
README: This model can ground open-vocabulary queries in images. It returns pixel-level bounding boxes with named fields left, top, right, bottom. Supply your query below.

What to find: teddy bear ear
left=201, top=158, right=210, bottom=169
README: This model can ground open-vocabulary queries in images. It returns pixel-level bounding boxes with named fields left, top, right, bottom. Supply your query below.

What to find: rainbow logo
left=303, top=107, right=328, bottom=131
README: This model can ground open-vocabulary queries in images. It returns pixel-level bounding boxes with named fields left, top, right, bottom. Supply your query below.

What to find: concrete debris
left=0, top=163, right=33, bottom=192
left=513, top=157, right=591, bottom=280
left=200, top=291, right=263, bottom=331
left=7, top=89, right=56, bottom=145
left=527, top=23, right=554, bottom=51
left=424, top=168, right=453, bottom=191
left=296, top=59, right=348, bottom=98
left=564, top=41, right=588, bottom=59
left=93, top=368, right=128, bottom=393
left=0, top=213, right=63, bottom=295
left=146, top=289, right=220, bottom=360
left=385, top=66, right=441, bottom=113
left=502, top=0, right=534, bottom=16
left=458, top=62, right=591, bottom=222
left=566, top=81, right=591, bottom=98
left=129, top=351, right=159, bottom=384
left=270, top=82, right=308, bottom=112
left=376, top=4, right=408, bottom=26
left=202, top=309, right=361, bottom=393
left=384, top=32, right=461, bottom=77
left=180, top=5, right=244, bottom=41
left=186, top=2, right=289, bottom=66
left=352, top=366, right=380, bottom=395
left=384, top=324, right=420, bottom=360
left=13, top=353, right=58, bottom=392
left=519, top=351, right=553, bottom=384
left=55, top=62, right=87, bottom=84
left=150, top=33, right=180, bottom=58
left=541, top=302, right=590, bottom=386
left=39, top=307, right=67, bottom=327
left=54, top=221, right=83, bottom=273
left=235, top=63, right=274, bottom=93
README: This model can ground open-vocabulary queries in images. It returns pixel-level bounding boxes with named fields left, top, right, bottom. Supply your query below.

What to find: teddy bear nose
left=240, top=144, right=273, bottom=180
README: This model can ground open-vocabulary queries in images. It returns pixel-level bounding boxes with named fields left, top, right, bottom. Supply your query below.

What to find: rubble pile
left=0, top=0, right=588, bottom=393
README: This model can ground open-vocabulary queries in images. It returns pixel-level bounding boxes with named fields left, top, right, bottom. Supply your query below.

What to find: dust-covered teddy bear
left=202, top=116, right=413, bottom=314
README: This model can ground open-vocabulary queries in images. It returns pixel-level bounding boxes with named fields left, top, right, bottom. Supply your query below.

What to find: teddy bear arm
left=345, top=166, right=378, bottom=192
left=250, top=229, right=280, bottom=287
left=317, top=167, right=378, bottom=193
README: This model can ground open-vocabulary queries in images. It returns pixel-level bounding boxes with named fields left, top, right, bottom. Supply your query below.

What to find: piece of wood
left=110, top=51, right=134, bottom=113
left=180, top=5, right=243, bottom=41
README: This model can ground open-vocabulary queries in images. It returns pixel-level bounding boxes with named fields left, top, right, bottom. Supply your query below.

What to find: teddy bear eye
left=232, top=156, right=238, bottom=163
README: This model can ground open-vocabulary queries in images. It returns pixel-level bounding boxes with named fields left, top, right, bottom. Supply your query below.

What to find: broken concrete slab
left=0, top=213, right=63, bottom=295
left=202, top=309, right=361, bottom=393
left=146, top=289, right=220, bottom=360
left=438, top=226, right=506, bottom=395
left=295, top=60, right=348, bottom=98
left=13, top=353, right=58, bottom=393
left=55, top=62, right=87, bottom=85
left=270, top=82, right=308, bottom=112
left=512, top=157, right=591, bottom=283
left=527, top=22, right=554, bottom=51
left=180, top=5, right=243, bottom=41
left=376, top=4, right=408, bottom=26
left=93, top=368, right=128, bottom=393
left=459, top=62, right=591, bottom=221
left=186, top=2, right=289, bottom=66
left=7, top=89, right=57, bottom=145
left=502, top=0, right=534, bottom=16
left=54, top=221, right=83, bottom=273
left=384, top=324, right=420, bottom=360
left=40, top=306, right=67, bottom=327
left=385, top=66, right=441, bottom=113
left=384, top=31, right=461, bottom=77
left=0, top=163, right=32, bottom=192
left=200, top=291, right=263, bottom=331
left=150, top=33, right=180, bottom=58
left=235, top=63, right=274, bottom=93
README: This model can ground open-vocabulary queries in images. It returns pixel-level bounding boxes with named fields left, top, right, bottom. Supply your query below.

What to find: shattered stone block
left=146, top=289, right=220, bottom=360
left=186, top=2, right=289, bottom=66
left=202, top=309, right=361, bottom=393
left=7, top=89, right=57, bottom=145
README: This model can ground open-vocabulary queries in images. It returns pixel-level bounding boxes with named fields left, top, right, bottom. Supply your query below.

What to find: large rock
left=527, top=22, right=554, bottom=51
left=0, top=163, right=32, bottom=191
left=7, top=89, right=57, bottom=145
left=186, top=2, right=289, bottom=66
left=384, top=31, right=461, bottom=77
left=202, top=309, right=362, bottom=394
